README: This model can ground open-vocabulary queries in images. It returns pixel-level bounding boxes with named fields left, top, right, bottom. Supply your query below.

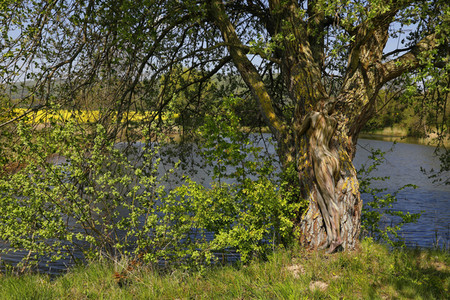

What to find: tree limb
left=207, top=0, right=286, bottom=138
left=379, top=33, right=440, bottom=85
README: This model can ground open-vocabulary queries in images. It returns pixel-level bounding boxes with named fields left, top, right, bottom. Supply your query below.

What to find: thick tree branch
left=382, top=46, right=415, bottom=60
left=268, top=0, right=327, bottom=114
left=379, top=33, right=440, bottom=84
left=346, top=9, right=398, bottom=77
left=207, top=0, right=286, bottom=138
left=200, top=42, right=282, bottom=65
left=307, top=0, right=327, bottom=71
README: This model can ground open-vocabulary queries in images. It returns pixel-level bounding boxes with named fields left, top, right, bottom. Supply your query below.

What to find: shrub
left=0, top=97, right=297, bottom=272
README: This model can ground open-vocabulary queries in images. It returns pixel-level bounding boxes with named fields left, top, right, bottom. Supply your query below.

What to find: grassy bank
left=0, top=240, right=448, bottom=299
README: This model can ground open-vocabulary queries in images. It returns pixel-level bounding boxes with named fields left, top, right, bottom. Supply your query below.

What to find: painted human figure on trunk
left=299, top=101, right=342, bottom=253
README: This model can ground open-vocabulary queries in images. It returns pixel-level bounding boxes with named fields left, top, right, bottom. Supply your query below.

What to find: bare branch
left=382, top=46, right=415, bottom=60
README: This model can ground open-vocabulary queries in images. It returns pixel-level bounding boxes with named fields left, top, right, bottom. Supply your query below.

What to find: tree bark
left=296, top=127, right=362, bottom=250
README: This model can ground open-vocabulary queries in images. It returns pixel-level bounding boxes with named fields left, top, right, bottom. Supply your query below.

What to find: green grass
left=0, top=239, right=448, bottom=299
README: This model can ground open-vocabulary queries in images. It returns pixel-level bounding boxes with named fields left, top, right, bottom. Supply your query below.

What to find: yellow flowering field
left=12, top=108, right=178, bottom=124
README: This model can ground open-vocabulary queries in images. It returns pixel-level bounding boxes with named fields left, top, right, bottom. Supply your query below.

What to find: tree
left=1, top=0, right=448, bottom=253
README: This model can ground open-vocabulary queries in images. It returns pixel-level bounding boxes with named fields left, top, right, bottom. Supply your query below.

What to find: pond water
left=354, top=139, right=449, bottom=249
left=1, top=137, right=448, bottom=274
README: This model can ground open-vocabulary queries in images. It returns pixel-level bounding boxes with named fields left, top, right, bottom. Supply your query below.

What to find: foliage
left=363, top=72, right=449, bottom=141
left=163, top=65, right=218, bottom=131
left=1, top=115, right=215, bottom=269
left=0, top=96, right=300, bottom=271
left=1, top=120, right=161, bottom=267
left=358, top=146, right=422, bottom=247
left=193, top=96, right=301, bottom=260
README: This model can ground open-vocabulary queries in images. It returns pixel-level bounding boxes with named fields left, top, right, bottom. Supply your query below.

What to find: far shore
left=360, top=127, right=449, bottom=148
left=5, top=108, right=449, bottom=148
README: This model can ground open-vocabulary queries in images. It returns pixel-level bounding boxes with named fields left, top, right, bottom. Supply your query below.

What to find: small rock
left=309, top=280, right=328, bottom=292
left=432, top=261, right=448, bottom=272
left=285, top=264, right=305, bottom=278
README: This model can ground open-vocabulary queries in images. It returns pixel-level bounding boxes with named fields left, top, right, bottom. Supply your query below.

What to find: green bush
left=0, top=97, right=298, bottom=272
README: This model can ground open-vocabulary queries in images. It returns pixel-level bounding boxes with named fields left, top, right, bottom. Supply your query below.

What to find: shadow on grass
left=385, top=250, right=449, bottom=299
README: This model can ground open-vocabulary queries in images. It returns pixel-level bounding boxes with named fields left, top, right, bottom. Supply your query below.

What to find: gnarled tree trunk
left=296, top=128, right=362, bottom=251
left=275, top=96, right=363, bottom=252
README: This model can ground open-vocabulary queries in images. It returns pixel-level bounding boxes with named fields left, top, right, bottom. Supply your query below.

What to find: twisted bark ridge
left=297, top=130, right=361, bottom=251
left=206, top=0, right=445, bottom=252
left=295, top=103, right=361, bottom=251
